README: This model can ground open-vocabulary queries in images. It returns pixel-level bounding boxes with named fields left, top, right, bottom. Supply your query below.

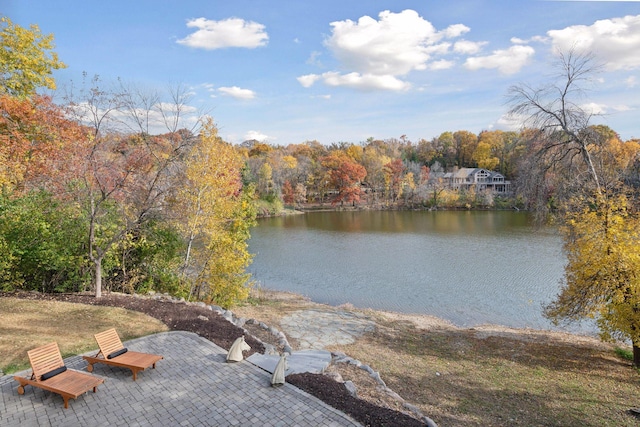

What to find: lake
left=247, top=210, right=596, bottom=335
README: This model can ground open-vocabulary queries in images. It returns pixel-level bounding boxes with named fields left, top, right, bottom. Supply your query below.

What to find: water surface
left=248, top=210, right=595, bottom=334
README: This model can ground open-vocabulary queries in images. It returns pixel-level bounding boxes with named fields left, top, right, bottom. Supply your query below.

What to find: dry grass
left=0, top=297, right=168, bottom=373
left=234, top=289, right=640, bottom=427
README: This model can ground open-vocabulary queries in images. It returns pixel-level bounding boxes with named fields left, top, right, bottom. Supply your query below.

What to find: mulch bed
left=3, top=292, right=427, bottom=427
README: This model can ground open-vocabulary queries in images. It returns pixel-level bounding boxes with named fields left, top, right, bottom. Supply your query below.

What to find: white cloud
left=444, top=24, right=470, bottom=38
left=494, top=112, right=527, bottom=131
left=326, top=9, right=462, bottom=76
left=429, top=59, right=455, bottom=70
left=297, top=74, right=322, bottom=88
left=218, top=86, right=256, bottom=99
left=612, top=104, right=632, bottom=112
left=301, top=71, right=410, bottom=91
left=302, top=9, right=480, bottom=91
left=453, top=40, right=487, bottom=54
left=464, top=45, right=535, bottom=75
left=581, top=102, right=607, bottom=115
left=323, top=72, right=410, bottom=91
left=547, top=15, right=640, bottom=70
left=177, top=17, right=268, bottom=50
left=626, top=76, right=637, bottom=87
left=155, top=102, right=198, bottom=115
left=245, top=130, right=272, bottom=142
left=510, top=36, right=547, bottom=45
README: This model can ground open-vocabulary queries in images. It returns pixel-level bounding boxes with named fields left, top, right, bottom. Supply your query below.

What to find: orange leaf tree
left=321, top=151, right=367, bottom=206
left=0, top=94, right=86, bottom=193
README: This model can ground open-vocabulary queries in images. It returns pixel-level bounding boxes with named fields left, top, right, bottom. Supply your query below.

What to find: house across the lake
left=443, top=167, right=511, bottom=194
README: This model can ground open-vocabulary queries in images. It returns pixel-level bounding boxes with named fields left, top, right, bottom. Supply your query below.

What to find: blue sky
left=6, top=1, right=640, bottom=144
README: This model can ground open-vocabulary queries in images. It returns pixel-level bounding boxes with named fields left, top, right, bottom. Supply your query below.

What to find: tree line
left=4, top=18, right=640, bottom=366
left=0, top=18, right=255, bottom=307
left=240, top=126, right=639, bottom=213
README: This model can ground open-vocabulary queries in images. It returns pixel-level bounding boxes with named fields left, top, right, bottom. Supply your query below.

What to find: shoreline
left=248, top=287, right=612, bottom=350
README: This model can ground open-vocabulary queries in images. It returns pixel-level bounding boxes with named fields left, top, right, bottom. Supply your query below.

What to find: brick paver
left=0, top=331, right=361, bottom=426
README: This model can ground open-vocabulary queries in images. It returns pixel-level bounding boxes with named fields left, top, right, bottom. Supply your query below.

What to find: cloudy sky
left=7, top=0, right=640, bottom=144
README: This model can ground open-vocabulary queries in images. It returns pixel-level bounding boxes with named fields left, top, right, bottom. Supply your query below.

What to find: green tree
left=257, top=162, right=274, bottom=198
left=106, top=220, right=185, bottom=296
left=545, top=194, right=640, bottom=366
left=0, top=191, right=88, bottom=292
left=434, top=131, right=456, bottom=168
left=0, top=17, right=66, bottom=98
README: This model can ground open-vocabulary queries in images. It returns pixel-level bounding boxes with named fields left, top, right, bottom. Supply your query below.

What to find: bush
left=105, top=220, right=185, bottom=296
left=0, top=191, right=89, bottom=292
left=615, top=347, right=633, bottom=361
left=255, top=197, right=284, bottom=217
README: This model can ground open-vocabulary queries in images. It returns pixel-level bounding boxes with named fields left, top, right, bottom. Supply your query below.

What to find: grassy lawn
left=0, top=298, right=168, bottom=374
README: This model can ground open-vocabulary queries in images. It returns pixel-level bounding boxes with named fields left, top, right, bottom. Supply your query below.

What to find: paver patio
left=0, top=331, right=361, bottom=426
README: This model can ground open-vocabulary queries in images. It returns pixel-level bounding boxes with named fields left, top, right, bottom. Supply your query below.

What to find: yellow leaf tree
left=0, top=17, right=66, bottom=98
left=545, top=193, right=640, bottom=366
left=176, top=118, right=256, bottom=307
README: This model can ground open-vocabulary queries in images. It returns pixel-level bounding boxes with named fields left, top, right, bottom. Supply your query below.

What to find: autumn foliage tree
left=282, top=180, right=295, bottom=206
left=545, top=194, right=640, bottom=366
left=510, top=49, right=640, bottom=367
left=0, top=20, right=260, bottom=306
left=383, top=158, right=405, bottom=202
left=321, top=151, right=367, bottom=206
left=0, top=17, right=65, bottom=98
left=173, top=118, right=256, bottom=307
left=0, top=94, right=86, bottom=193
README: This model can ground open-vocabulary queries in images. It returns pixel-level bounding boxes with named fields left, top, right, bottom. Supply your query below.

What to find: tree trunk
left=633, top=344, right=640, bottom=369
left=94, top=258, right=102, bottom=298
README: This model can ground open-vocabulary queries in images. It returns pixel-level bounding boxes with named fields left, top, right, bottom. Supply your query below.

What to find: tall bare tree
left=507, top=49, right=603, bottom=207
left=64, top=77, right=201, bottom=297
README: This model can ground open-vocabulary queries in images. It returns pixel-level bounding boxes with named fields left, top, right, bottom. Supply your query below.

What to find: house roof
left=452, top=168, right=504, bottom=179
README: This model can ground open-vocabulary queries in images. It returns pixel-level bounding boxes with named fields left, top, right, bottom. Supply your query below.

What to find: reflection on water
left=248, top=211, right=596, bottom=335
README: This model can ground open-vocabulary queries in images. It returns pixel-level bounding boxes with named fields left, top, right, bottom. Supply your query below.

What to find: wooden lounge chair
left=82, top=328, right=163, bottom=381
left=14, top=342, right=104, bottom=409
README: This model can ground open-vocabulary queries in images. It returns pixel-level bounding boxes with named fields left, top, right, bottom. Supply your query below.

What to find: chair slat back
left=94, top=328, right=124, bottom=357
left=27, top=342, right=64, bottom=381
